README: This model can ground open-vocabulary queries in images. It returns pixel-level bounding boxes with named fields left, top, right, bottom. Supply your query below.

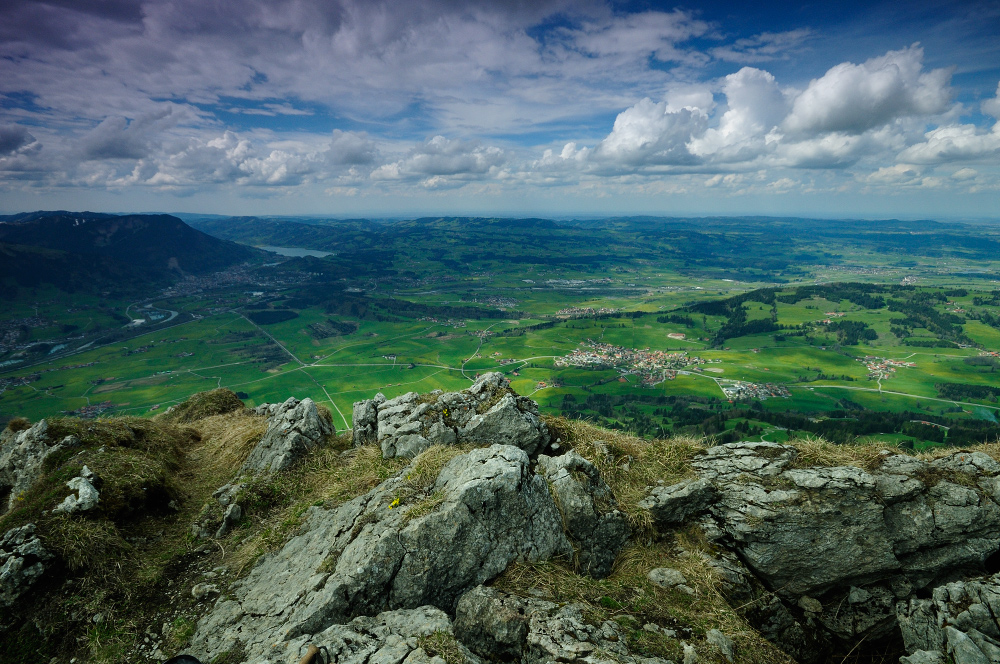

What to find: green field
left=3, top=216, right=1000, bottom=448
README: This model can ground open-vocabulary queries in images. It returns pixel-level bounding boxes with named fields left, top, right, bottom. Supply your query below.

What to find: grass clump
left=543, top=416, right=705, bottom=532
left=160, top=388, right=246, bottom=424
left=4, top=416, right=31, bottom=433
left=417, top=631, right=469, bottom=664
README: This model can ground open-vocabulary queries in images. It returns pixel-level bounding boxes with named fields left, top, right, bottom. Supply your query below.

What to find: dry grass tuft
left=188, top=410, right=269, bottom=480
left=4, top=416, right=31, bottom=433
left=544, top=416, right=705, bottom=533
left=159, top=388, right=246, bottom=424
left=786, top=435, right=904, bottom=471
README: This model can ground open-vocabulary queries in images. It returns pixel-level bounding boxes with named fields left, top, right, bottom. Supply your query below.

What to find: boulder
left=0, top=420, right=80, bottom=513
left=351, top=373, right=549, bottom=459
left=188, top=444, right=572, bottom=662
left=639, top=478, right=715, bottom=528
left=0, top=523, right=52, bottom=608
left=241, top=397, right=332, bottom=474
left=536, top=451, right=630, bottom=578
left=454, top=586, right=533, bottom=660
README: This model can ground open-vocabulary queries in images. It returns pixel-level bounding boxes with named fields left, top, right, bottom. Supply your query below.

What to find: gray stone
left=899, top=652, right=945, bottom=664
left=192, top=583, right=219, bottom=600
left=188, top=444, right=572, bottom=663
left=241, top=397, right=332, bottom=474
left=1, top=421, right=80, bottom=513
left=0, top=523, right=52, bottom=608
left=638, top=478, right=716, bottom=528
left=946, top=626, right=990, bottom=664
left=52, top=471, right=100, bottom=514
left=214, top=503, right=243, bottom=539
left=895, top=574, right=1000, bottom=661
left=536, top=451, right=629, bottom=578
left=648, top=568, right=688, bottom=589
left=705, top=629, right=735, bottom=662
left=352, top=373, right=549, bottom=459
left=454, top=586, right=532, bottom=660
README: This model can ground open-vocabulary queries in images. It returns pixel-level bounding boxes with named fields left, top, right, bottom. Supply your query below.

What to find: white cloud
left=784, top=45, right=952, bottom=135
left=688, top=67, right=788, bottom=161
left=710, top=29, right=813, bottom=63
left=594, top=99, right=705, bottom=167
left=982, top=82, right=1000, bottom=118
left=370, top=136, right=506, bottom=185
left=897, top=123, right=1000, bottom=164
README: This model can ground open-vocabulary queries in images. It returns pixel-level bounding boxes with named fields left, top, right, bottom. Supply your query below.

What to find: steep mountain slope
left=0, top=211, right=259, bottom=276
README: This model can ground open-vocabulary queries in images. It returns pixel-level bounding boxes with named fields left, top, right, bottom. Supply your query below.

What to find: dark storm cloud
left=0, top=125, right=36, bottom=155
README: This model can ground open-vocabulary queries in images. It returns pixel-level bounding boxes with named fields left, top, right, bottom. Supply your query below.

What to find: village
left=555, top=341, right=705, bottom=386
left=554, top=306, right=621, bottom=317
left=859, top=355, right=917, bottom=380
left=718, top=380, right=791, bottom=401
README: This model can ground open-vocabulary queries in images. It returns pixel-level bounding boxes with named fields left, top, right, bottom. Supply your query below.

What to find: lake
left=258, top=246, right=333, bottom=258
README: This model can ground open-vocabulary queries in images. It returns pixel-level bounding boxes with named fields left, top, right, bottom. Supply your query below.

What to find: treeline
left=888, top=294, right=970, bottom=344
left=825, top=320, right=878, bottom=345
left=775, top=283, right=893, bottom=309
left=936, top=383, right=1000, bottom=402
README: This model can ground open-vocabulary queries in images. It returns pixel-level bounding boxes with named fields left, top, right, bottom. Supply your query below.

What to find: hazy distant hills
left=190, top=214, right=1000, bottom=283
left=0, top=212, right=260, bottom=294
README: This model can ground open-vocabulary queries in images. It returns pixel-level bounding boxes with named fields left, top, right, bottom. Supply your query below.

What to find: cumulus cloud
left=982, top=83, right=1000, bottom=118
left=688, top=67, right=788, bottom=161
left=594, top=99, right=705, bottom=167
left=896, top=123, right=1000, bottom=164
left=784, top=45, right=952, bottom=135
left=370, top=136, right=506, bottom=184
left=327, top=130, right=376, bottom=166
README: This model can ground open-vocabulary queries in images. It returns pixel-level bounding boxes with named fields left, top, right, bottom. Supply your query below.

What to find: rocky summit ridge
left=2, top=374, right=1000, bottom=664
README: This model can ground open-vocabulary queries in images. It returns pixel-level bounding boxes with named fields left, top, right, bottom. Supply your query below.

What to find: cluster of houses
left=859, top=356, right=917, bottom=380
left=61, top=400, right=114, bottom=419
left=554, top=306, right=621, bottom=317
left=719, top=380, right=791, bottom=401
left=556, top=342, right=704, bottom=387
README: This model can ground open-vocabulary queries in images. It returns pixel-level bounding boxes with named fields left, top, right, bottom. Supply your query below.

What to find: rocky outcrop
left=242, top=397, right=332, bottom=474
left=536, top=451, right=630, bottom=578
left=0, top=523, right=52, bottom=608
left=643, top=441, right=1000, bottom=660
left=897, top=574, right=1000, bottom=664
left=455, top=585, right=676, bottom=664
left=352, top=373, right=549, bottom=459
left=0, top=420, right=80, bottom=512
left=189, top=444, right=572, bottom=662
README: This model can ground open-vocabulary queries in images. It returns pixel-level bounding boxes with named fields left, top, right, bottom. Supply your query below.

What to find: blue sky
left=1, top=0, right=998, bottom=218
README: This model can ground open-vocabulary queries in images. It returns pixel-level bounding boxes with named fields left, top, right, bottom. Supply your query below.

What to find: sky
left=1, top=0, right=999, bottom=218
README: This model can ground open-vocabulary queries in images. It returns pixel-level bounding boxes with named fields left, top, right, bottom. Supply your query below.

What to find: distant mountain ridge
left=0, top=211, right=260, bottom=295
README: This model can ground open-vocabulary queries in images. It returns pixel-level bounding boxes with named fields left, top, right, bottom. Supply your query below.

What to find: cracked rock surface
left=0, top=420, right=79, bottom=513
left=243, top=397, right=332, bottom=474
left=536, top=451, right=630, bottom=579
left=0, top=523, right=52, bottom=608
left=352, top=373, right=549, bottom=459
left=189, top=444, right=571, bottom=662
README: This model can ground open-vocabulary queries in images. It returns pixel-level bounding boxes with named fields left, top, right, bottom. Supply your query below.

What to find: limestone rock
left=706, top=629, right=735, bottom=662
left=0, top=523, right=52, bottom=608
left=214, top=503, right=242, bottom=539
left=352, top=373, right=549, bottom=459
left=639, top=478, right=715, bottom=528
left=188, top=444, right=572, bottom=663
left=241, top=397, right=332, bottom=474
left=454, top=586, right=533, bottom=660
left=0, top=421, right=80, bottom=513
left=648, top=568, right=688, bottom=589
left=536, top=451, right=629, bottom=578
left=896, top=574, right=1000, bottom=662
left=705, top=551, right=829, bottom=664
left=52, top=466, right=100, bottom=514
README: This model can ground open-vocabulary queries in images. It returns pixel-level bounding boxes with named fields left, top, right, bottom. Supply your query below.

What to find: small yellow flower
left=389, top=498, right=400, bottom=509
